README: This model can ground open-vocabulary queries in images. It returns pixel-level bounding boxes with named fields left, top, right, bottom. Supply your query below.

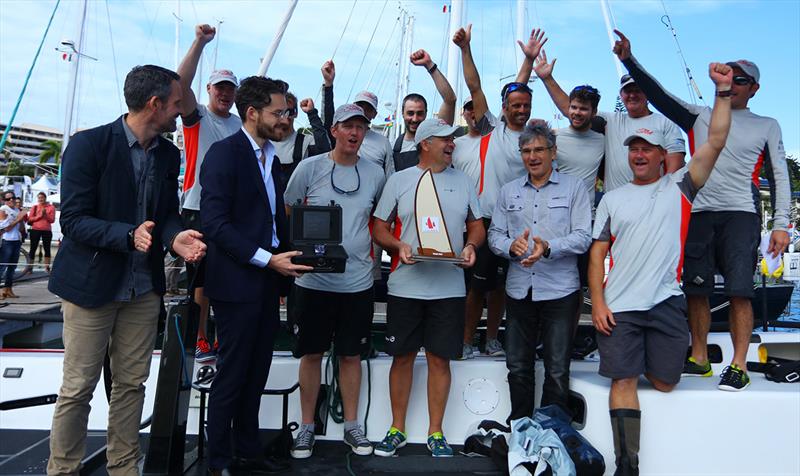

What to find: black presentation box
left=289, top=202, right=348, bottom=273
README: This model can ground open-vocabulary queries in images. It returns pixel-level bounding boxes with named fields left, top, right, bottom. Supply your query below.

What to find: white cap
left=353, top=91, right=378, bottom=111
left=623, top=127, right=667, bottom=148
left=208, top=69, right=238, bottom=87
left=726, top=60, right=760, bottom=84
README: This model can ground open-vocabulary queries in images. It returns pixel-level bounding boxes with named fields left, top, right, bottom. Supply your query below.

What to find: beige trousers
left=47, top=292, right=161, bottom=476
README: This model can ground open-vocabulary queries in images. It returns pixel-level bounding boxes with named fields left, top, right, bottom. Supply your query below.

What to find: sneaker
left=195, top=338, right=216, bottom=363
left=682, top=356, right=712, bottom=377
left=485, top=338, right=505, bottom=356
left=718, top=364, right=750, bottom=391
left=460, top=343, right=475, bottom=360
left=291, top=426, right=315, bottom=459
left=374, top=427, right=407, bottom=457
left=344, top=425, right=373, bottom=455
left=427, top=432, right=453, bottom=457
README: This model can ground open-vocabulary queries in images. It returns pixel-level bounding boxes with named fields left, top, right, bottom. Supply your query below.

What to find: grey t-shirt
left=475, top=111, right=524, bottom=218
left=285, top=153, right=385, bottom=293
left=182, top=104, right=242, bottom=210
left=273, top=130, right=314, bottom=165
left=592, top=166, right=697, bottom=312
left=597, top=110, right=685, bottom=192
left=452, top=133, right=483, bottom=193
left=373, top=166, right=481, bottom=299
left=554, top=126, right=605, bottom=208
left=359, top=129, right=393, bottom=175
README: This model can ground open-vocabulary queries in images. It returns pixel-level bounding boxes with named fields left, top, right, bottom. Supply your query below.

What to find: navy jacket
left=49, top=116, right=183, bottom=308
left=200, top=129, right=290, bottom=302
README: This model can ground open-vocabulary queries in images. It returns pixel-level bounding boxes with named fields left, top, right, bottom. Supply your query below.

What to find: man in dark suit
left=47, top=65, right=206, bottom=476
left=200, top=76, right=312, bottom=475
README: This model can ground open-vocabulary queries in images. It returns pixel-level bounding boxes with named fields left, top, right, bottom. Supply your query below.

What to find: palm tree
left=39, top=139, right=62, bottom=166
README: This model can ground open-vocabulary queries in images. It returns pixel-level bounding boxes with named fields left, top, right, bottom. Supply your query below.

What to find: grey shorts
left=597, top=295, right=689, bottom=385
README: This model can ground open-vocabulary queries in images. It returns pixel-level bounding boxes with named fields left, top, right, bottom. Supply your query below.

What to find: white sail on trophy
left=412, top=168, right=464, bottom=263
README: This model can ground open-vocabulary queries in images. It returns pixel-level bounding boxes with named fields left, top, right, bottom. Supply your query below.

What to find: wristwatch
left=127, top=228, right=136, bottom=250
left=542, top=241, right=551, bottom=259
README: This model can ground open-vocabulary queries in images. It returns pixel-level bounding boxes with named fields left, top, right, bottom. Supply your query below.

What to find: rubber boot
left=610, top=408, right=641, bottom=476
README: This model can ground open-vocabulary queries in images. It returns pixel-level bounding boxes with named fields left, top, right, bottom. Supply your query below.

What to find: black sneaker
left=718, top=364, right=750, bottom=391
left=682, top=357, right=712, bottom=377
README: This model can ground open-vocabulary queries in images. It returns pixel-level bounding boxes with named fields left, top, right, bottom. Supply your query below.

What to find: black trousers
left=206, top=292, right=280, bottom=470
left=505, top=290, right=580, bottom=421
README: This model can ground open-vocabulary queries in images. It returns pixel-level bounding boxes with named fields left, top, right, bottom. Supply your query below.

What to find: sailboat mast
left=515, top=0, right=526, bottom=72
left=599, top=0, right=624, bottom=79
left=257, top=0, right=299, bottom=76
left=393, top=11, right=413, bottom=142
left=62, top=0, right=88, bottom=151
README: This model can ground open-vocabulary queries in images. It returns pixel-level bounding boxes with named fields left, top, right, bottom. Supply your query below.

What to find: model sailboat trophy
left=412, top=169, right=464, bottom=263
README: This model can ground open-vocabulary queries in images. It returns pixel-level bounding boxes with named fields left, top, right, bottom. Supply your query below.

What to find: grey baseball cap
left=208, top=69, right=238, bottom=86
left=413, top=118, right=459, bottom=145
left=623, top=127, right=667, bottom=149
left=332, top=103, right=369, bottom=124
left=726, top=59, right=760, bottom=84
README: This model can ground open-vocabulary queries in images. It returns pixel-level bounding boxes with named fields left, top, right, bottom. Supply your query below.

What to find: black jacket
left=49, top=116, right=183, bottom=308
left=199, top=129, right=290, bottom=302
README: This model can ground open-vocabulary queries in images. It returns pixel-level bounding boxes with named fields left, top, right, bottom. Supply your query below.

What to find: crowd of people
left=44, top=21, right=790, bottom=476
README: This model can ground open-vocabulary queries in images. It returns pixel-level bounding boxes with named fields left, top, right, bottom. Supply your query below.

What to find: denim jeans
left=505, top=289, right=580, bottom=421
left=0, top=239, right=21, bottom=287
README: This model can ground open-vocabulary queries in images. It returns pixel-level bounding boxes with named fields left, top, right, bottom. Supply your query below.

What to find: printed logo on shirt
left=635, top=128, right=654, bottom=135
left=420, top=216, right=440, bottom=233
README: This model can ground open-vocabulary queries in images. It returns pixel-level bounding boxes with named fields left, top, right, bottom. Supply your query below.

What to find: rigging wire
left=138, top=0, right=164, bottom=66
left=331, top=0, right=358, bottom=60
left=0, top=0, right=61, bottom=153
left=364, top=13, right=400, bottom=90
left=340, top=1, right=371, bottom=85
left=659, top=0, right=704, bottom=105
left=374, top=31, right=404, bottom=104
left=346, top=0, right=389, bottom=102
left=104, top=0, right=124, bottom=115
left=432, top=3, right=452, bottom=114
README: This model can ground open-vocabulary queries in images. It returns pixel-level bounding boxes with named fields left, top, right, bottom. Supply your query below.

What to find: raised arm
left=515, top=28, right=547, bottom=85
left=533, top=49, right=570, bottom=117
left=411, top=49, right=456, bottom=124
left=301, top=98, right=332, bottom=155
left=320, top=60, right=336, bottom=144
left=614, top=29, right=699, bottom=134
left=453, top=24, right=489, bottom=122
left=177, top=24, right=216, bottom=117
left=687, top=63, right=733, bottom=189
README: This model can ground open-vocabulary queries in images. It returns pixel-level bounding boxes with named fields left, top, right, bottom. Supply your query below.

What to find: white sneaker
left=460, top=343, right=475, bottom=360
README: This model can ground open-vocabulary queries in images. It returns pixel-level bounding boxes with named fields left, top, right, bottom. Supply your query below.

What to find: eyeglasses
left=572, top=85, right=599, bottom=95
left=520, top=146, right=553, bottom=156
left=288, top=107, right=298, bottom=118
left=3, top=197, right=13, bottom=201
left=263, top=108, right=293, bottom=119
left=501, top=82, right=532, bottom=102
left=330, top=162, right=360, bottom=194
left=733, top=76, right=754, bottom=86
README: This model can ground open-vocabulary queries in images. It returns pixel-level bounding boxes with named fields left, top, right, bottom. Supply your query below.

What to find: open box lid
left=289, top=202, right=343, bottom=246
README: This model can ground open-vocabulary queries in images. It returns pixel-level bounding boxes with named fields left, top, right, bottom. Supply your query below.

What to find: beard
left=256, top=119, right=289, bottom=142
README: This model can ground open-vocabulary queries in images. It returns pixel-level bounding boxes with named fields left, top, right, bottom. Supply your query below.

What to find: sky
left=1, top=0, right=799, bottom=158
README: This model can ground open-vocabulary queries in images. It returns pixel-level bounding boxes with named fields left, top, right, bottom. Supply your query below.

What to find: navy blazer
left=200, top=129, right=290, bottom=302
left=49, top=116, right=183, bottom=308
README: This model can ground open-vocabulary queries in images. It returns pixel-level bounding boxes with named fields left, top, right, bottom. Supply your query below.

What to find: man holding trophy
left=372, top=118, right=484, bottom=458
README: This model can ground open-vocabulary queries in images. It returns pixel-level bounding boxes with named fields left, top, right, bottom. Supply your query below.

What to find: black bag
left=748, top=360, right=800, bottom=383
left=263, top=421, right=298, bottom=460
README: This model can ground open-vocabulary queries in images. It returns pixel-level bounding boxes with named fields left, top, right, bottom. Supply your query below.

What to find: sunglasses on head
left=733, top=76, right=754, bottom=86
left=572, top=85, right=599, bottom=95
left=501, top=82, right=532, bottom=101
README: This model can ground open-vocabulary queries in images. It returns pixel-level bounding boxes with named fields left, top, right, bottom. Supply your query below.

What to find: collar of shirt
left=241, top=126, right=276, bottom=166
left=523, top=169, right=561, bottom=189
left=121, top=115, right=159, bottom=152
